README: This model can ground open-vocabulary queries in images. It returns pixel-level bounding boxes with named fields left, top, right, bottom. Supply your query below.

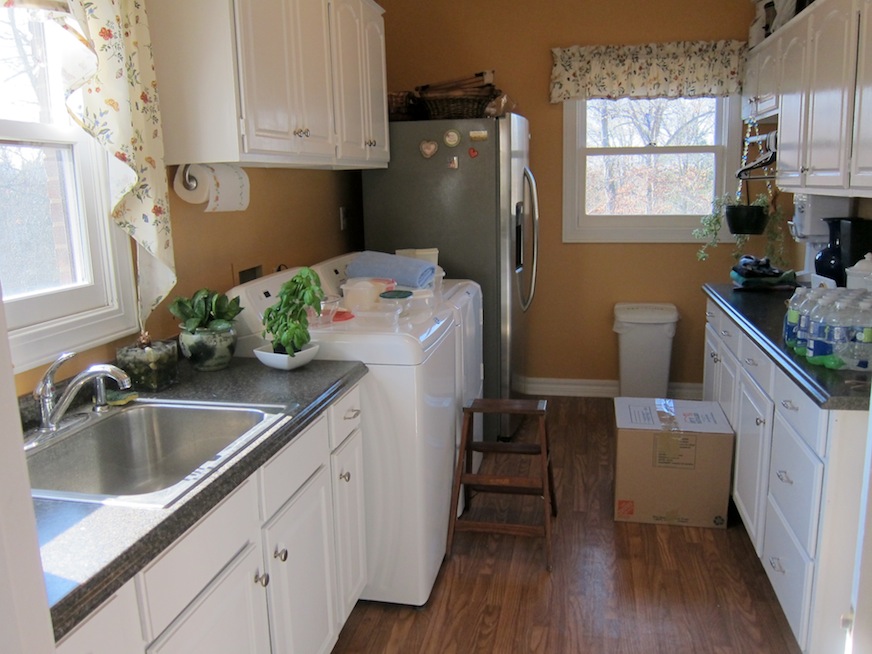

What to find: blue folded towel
left=346, top=251, right=436, bottom=288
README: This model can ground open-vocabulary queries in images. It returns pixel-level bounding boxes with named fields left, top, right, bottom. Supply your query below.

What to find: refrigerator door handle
left=518, top=166, right=539, bottom=312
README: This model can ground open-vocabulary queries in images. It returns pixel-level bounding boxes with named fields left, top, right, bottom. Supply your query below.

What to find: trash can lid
left=614, top=302, right=679, bottom=324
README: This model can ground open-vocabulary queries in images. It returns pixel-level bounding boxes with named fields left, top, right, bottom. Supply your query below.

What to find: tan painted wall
left=16, top=0, right=801, bottom=398
left=378, top=0, right=796, bottom=389
left=14, top=168, right=363, bottom=395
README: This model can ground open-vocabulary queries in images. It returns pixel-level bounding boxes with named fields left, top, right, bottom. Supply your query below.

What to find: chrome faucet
left=32, top=351, right=132, bottom=433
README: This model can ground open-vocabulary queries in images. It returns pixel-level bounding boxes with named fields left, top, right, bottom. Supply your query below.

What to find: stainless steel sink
left=27, top=400, right=287, bottom=508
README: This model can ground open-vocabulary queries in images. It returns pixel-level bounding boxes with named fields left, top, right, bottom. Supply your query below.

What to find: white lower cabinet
left=733, top=368, right=774, bottom=557
left=263, top=465, right=338, bottom=654
left=56, top=582, right=144, bottom=654
left=60, top=382, right=366, bottom=653
left=146, top=542, right=271, bottom=654
left=704, top=296, right=870, bottom=653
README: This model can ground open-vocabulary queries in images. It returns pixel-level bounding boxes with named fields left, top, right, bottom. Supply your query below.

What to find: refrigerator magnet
left=447, top=156, right=459, bottom=169
left=419, top=140, right=438, bottom=158
left=443, top=129, right=461, bottom=147
left=468, top=147, right=479, bottom=158
left=469, top=130, right=488, bottom=142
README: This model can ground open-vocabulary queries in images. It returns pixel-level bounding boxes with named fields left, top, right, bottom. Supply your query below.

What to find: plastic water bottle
left=824, top=299, right=855, bottom=369
left=783, top=287, right=808, bottom=348
left=807, top=296, right=836, bottom=365
left=795, top=290, right=825, bottom=356
left=846, top=300, right=872, bottom=371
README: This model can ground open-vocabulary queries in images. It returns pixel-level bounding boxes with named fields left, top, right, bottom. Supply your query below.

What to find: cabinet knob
left=303, top=129, right=311, bottom=137
left=780, top=400, right=799, bottom=412
left=293, top=128, right=303, bottom=137
left=768, top=556, right=785, bottom=574
left=744, top=357, right=758, bottom=367
left=705, top=311, right=715, bottom=319
left=720, top=329, right=731, bottom=338
left=800, top=166, right=809, bottom=173
left=254, top=572, right=270, bottom=587
left=344, top=408, right=361, bottom=420
left=339, top=471, right=351, bottom=483
left=274, top=547, right=289, bottom=562
left=841, top=611, right=855, bottom=631
left=776, top=469, right=794, bottom=485
left=755, top=416, right=766, bottom=426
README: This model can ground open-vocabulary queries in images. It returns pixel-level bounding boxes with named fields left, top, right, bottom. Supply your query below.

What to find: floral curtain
left=7, top=0, right=176, bottom=332
left=550, top=40, right=746, bottom=102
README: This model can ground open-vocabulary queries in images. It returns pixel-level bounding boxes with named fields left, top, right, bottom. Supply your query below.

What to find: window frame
left=562, top=95, right=743, bottom=243
left=0, top=123, right=138, bottom=374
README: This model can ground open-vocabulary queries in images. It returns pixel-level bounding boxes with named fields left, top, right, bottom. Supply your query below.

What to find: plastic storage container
left=613, top=303, right=679, bottom=397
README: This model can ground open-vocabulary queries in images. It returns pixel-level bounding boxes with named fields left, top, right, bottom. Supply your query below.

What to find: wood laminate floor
left=333, top=397, right=801, bottom=654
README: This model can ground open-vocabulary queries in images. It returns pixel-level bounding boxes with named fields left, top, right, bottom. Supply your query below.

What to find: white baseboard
left=517, top=376, right=703, bottom=400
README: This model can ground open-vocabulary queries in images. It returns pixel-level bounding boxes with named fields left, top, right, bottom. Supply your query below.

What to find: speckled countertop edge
left=703, top=283, right=871, bottom=410
left=36, top=357, right=368, bottom=642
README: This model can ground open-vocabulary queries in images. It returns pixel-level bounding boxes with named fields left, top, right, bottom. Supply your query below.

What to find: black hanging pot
left=725, top=204, right=768, bottom=235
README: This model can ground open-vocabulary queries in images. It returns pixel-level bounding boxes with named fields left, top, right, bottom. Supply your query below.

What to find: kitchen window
left=0, top=9, right=137, bottom=372
left=562, top=95, right=742, bottom=243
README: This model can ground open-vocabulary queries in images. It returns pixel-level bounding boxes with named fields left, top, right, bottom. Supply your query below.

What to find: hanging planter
left=725, top=203, right=768, bottom=235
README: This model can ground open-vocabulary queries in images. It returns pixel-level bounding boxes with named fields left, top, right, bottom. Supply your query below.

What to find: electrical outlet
left=339, top=206, right=348, bottom=231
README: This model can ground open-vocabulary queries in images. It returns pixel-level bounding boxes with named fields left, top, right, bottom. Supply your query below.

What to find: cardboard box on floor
left=613, top=397, right=734, bottom=529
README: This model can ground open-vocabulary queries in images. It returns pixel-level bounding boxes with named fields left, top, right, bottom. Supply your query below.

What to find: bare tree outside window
left=584, top=97, right=716, bottom=217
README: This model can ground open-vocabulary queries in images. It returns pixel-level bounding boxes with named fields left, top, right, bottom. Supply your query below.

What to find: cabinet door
left=804, top=0, right=857, bottom=188
left=851, top=0, right=872, bottom=189
left=263, top=466, right=338, bottom=654
left=292, top=0, right=336, bottom=158
left=147, top=543, right=271, bottom=654
left=331, top=428, right=367, bottom=624
left=716, top=344, right=739, bottom=427
left=777, top=19, right=809, bottom=189
left=733, top=370, right=775, bottom=557
left=332, top=0, right=368, bottom=162
left=755, top=44, right=780, bottom=117
left=236, top=0, right=298, bottom=155
left=362, top=3, right=389, bottom=163
left=57, top=582, right=144, bottom=654
left=703, top=324, right=720, bottom=403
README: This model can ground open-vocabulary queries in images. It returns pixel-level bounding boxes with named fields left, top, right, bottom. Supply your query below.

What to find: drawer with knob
left=773, top=367, right=826, bottom=456
left=740, top=332, right=774, bottom=392
left=329, top=385, right=362, bottom=450
left=769, top=412, right=824, bottom=557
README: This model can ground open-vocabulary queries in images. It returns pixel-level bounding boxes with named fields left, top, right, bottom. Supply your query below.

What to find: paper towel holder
left=180, top=164, right=199, bottom=191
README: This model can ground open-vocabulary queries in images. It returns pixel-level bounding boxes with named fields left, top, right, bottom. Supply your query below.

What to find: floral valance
left=6, top=0, right=176, bottom=331
left=550, top=40, right=746, bottom=102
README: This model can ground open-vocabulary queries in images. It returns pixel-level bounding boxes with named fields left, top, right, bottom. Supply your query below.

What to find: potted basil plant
left=261, top=267, right=325, bottom=356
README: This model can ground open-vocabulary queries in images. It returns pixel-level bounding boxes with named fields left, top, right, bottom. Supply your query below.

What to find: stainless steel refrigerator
left=362, top=114, right=540, bottom=440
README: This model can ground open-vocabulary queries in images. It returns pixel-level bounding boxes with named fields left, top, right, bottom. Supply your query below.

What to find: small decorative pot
left=178, top=327, right=237, bottom=371
left=116, top=339, right=178, bottom=391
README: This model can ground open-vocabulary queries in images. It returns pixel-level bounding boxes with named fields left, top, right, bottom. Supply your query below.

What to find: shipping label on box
left=613, top=397, right=734, bottom=529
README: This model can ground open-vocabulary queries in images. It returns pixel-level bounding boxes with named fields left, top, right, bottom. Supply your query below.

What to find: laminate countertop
left=34, top=357, right=368, bottom=642
left=703, top=283, right=871, bottom=410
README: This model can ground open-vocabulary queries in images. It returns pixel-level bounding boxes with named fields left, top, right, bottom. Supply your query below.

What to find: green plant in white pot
left=261, top=268, right=324, bottom=356
left=169, top=288, right=243, bottom=371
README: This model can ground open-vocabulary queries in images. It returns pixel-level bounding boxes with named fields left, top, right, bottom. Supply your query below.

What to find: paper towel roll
left=173, top=163, right=250, bottom=212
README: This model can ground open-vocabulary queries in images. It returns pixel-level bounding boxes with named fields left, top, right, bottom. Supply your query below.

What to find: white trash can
left=613, top=303, right=679, bottom=398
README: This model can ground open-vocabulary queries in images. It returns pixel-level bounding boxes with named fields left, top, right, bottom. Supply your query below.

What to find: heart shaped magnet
left=419, top=140, right=438, bottom=158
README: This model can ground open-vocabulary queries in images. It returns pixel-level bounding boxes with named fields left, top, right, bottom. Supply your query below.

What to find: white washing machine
left=229, top=254, right=460, bottom=606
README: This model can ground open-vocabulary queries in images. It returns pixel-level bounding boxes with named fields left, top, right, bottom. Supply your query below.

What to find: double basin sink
left=26, top=400, right=286, bottom=509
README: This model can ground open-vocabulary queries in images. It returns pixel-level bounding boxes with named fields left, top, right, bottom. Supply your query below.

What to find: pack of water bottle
left=783, top=286, right=872, bottom=370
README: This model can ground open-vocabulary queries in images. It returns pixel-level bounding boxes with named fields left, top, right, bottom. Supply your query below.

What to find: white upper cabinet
left=775, top=0, right=857, bottom=191
left=148, top=0, right=387, bottom=169
left=766, top=0, right=872, bottom=195
left=742, top=37, right=780, bottom=121
left=331, top=0, right=389, bottom=166
left=851, top=0, right=872, bottom=189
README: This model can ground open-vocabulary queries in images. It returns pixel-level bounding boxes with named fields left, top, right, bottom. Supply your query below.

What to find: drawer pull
left=344, top=408, right=361, bottom=420
left=254, top=572, right=270, bottom=587
left=755, top=416, right=766, bottom=426
left=780, top=400, right=799, bottom=412
left=744, top=357, right=758, bottom=367
left=720, top=329, right=732, bottom=338
left=776, top=470, right=794, bottom=485
left=768, top=556, right=785, bottom=574
left=274, top=547, right=288, bottom=562
left=339, top=471, right=351, bottom=483
left=706, top=311, right=715, bottom=319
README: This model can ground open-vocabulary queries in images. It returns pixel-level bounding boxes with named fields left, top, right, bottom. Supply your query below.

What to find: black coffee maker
left=815, top=218, right=872, bottom=286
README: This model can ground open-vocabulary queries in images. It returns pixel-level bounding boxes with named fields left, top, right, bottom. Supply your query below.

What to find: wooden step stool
left=446, top=398, right=557, bottom=570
